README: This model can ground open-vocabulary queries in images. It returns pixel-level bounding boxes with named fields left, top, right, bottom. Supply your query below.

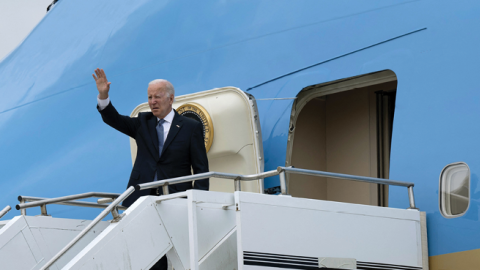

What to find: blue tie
left=154, top=119, right=165, bottom=182
left=157, top=119, right=165, bottom=157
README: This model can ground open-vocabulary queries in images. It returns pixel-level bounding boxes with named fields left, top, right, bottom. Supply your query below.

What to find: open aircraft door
left=130, top=87, right=264, bottom=193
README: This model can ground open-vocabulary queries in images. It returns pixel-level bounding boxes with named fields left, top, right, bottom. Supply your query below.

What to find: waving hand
left=92, top=68, right=111, bottom=99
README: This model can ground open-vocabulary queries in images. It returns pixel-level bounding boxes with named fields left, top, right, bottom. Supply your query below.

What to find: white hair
left=148, top=79, right=175, bottom=97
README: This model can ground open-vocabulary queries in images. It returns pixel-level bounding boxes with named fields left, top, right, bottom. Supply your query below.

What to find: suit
left=98, top=102, right=209, bottom=208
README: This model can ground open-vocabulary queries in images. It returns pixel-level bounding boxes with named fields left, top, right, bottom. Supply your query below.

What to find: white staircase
left=0, top=215, right=109, bottom=270
left=0, top=167, right=427, bottom=270
left=63, top=190, right=422, bottom=270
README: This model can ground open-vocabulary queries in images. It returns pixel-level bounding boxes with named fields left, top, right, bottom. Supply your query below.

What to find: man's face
left=148, top=83, right=174, bottom=119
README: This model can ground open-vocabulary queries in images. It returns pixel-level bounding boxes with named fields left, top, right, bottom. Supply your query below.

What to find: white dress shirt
left=97, top=96, right=174, bottom=143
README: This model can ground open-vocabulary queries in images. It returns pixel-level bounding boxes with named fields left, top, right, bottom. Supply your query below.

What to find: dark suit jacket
left=98, top=102, right=209, bottom=207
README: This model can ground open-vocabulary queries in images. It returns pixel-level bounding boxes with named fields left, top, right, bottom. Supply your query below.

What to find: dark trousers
left=150, top=255, right=167, bottom=270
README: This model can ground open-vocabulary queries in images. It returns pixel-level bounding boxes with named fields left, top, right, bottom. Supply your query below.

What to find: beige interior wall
left=289, top=98, right=327, bottom=200
left=289, top=81, right=396, bottom=206
left=325, top=88, right=376, bottom=205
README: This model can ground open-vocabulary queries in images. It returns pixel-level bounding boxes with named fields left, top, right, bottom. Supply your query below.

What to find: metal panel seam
left=246, top=27, right=427, bottom=91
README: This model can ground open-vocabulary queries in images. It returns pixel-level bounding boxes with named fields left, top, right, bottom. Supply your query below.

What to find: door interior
left=286, top=70, right=397, bottom=206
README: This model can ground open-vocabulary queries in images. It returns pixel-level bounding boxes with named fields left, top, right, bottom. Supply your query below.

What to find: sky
left=0, top=0, right=52, bottom=61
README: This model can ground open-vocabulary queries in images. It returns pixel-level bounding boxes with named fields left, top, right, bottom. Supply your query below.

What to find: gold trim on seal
left=177, top=103, right=214, bottom=152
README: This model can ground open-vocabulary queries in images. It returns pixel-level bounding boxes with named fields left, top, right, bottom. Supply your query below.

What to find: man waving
left=93, top=68, right=209, bottom=269
left=93, top=68, right=209, bottom=207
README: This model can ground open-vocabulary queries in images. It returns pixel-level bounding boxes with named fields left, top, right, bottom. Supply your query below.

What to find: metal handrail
left=41, top=167, right=416, bottom=270
left=278, top=167, right=417, bottom=209
left=280, top=167, right=414, bottom=187
left=16, top=192, right=123, bottom=216
left=135, top=167, right=416, bottom=208
left=0, top=206, right=11, bottom=219
left=40, top=187, right=135, bottom=270
left=136, top=170, right=279, bottom=194
left=17, top=196, right=127, bottom=211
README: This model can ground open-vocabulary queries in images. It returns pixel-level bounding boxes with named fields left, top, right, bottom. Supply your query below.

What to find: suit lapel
left=148, top=115, right=159, bottom=159
left=161, top=110, right=183, bottom=156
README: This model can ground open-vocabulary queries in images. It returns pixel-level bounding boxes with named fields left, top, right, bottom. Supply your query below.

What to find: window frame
left=439, top=162, right=471, bottom=219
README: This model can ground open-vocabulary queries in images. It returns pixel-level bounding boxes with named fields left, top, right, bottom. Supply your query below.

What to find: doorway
left=286, top=70, right=397, bottom=206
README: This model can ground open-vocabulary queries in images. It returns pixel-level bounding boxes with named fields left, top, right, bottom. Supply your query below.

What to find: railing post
left=187, top=191, right=199, bottom=270
left=162, top=184, right=169, bottom=196
left=279, top=171, right=288, bottom=195
left=234, top=178, right=242, bottom=191
left=408, top=186, right=418, bottom=210
left=20, top=199, right=26, bottom=216
left=40, top=204, right=48, bottom=216
left=110, top=206, right=125, bottom=223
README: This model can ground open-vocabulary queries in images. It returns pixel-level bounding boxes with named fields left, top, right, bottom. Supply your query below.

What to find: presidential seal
left=176, top=103, right=214, bottom=152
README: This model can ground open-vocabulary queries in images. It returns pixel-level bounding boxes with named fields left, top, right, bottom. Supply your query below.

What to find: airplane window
left=440, top=162, right=470, bottom=218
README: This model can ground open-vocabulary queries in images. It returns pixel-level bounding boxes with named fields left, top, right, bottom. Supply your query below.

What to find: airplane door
left=130, top=87, right=264, bottom=193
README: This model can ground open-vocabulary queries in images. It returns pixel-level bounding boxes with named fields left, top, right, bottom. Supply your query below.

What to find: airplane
left=0, top=0, right=478, bottom=269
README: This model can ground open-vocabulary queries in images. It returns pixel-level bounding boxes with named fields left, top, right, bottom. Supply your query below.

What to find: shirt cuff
left=97, top=96, right=110, bottom=110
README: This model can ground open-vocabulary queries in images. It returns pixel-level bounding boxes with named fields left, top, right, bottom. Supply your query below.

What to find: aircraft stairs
left=0, top=167, right=428, bottom=270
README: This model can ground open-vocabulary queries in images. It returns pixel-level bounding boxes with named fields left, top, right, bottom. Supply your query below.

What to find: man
left=93, top=68, right=209, bottom=270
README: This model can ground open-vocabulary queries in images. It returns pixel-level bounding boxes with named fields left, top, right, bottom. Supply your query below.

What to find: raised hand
left=92, top=68, right=111, bottom=99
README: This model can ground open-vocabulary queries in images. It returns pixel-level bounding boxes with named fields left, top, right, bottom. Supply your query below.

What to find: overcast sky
left=0, top=0, right=53, bottom=61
